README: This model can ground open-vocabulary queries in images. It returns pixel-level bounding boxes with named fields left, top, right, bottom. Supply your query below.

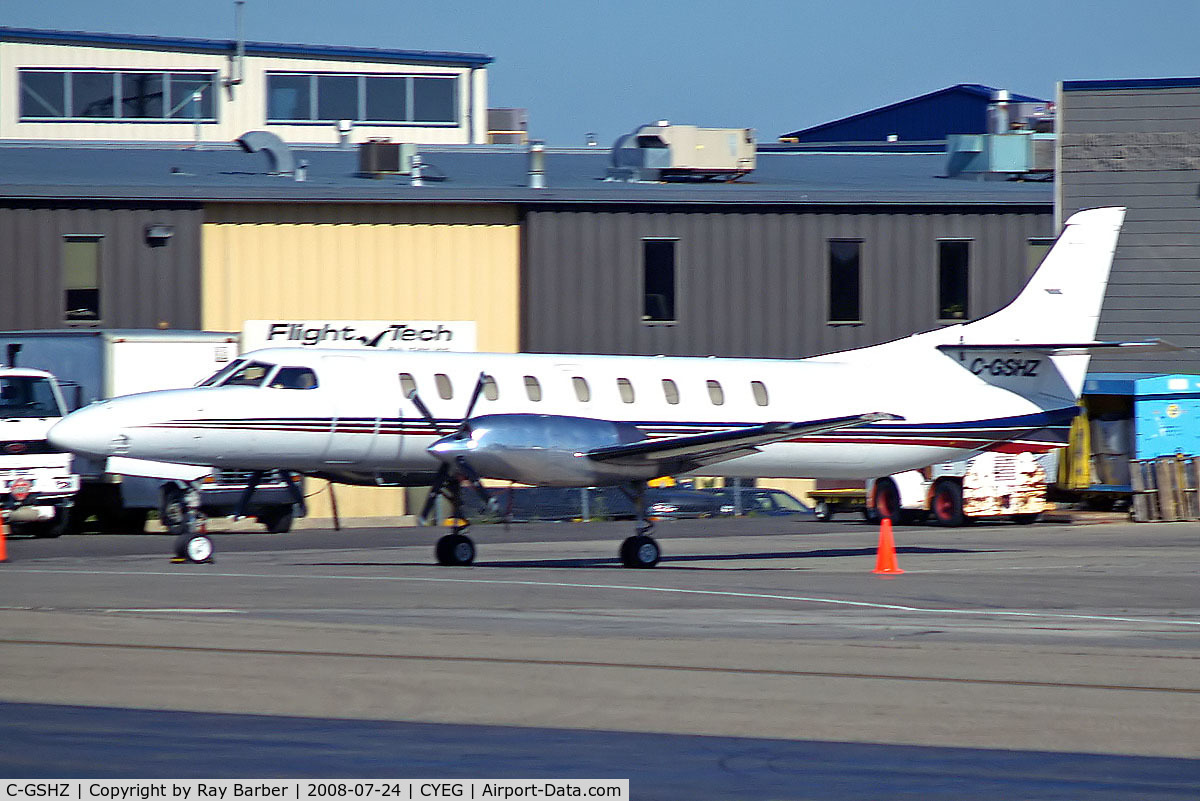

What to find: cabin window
left=707, top=379, right=725, bottom=406
left=938, top=239, right=970, bottom=321
left=481, top=374, right=499, bottom=401
left=751, top=380, right=769, bottom=406
left=524, top=375, right=542, bottom=402
left=435, top=373, right=453, bottom=400
left=662, top=378, right=680, bottom=405
left=642, top=238, right=677, bottom=323
left=63, top=235, right=102, bottom=322
left=270, top=367, right=319, bottom=390
left=572, top=376, right=591, bottom=402
left=399, top=373, right=417, bottom=398
left=828, top=239, right=862, bottom=324
left=617, top=378, right=635, bottom=404
left=224, top=361, right=273, bottom=387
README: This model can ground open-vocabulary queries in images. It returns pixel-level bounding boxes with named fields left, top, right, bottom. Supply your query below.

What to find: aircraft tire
left=931, top=480, right=966, bottom=527
left=259, top=505, right=295, bottom=534
left=174, top=533, right=214, bottom=563
left=1011, top=513, right=1041, bottom=525
left=873, top=478, right=903, bottom=524
left=619, top=535, right=660, bottom=568
left=435, top=533, right=475, bottom=566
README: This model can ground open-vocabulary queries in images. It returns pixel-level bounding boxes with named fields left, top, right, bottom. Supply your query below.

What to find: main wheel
left=931, top=480, right=966, bottom=527
left=258, top=505, right=295, bottom=534
left=619, top=534, right=660, bottom=568
left=873, top=478, right=902, bottom=524
left=173, top=533, right=214, bottom=563
left=160, top=485, right=189, bottom=536
left=1011, top=513, right=1041, bottom=525
left=435, top=533, right=476, bottom=566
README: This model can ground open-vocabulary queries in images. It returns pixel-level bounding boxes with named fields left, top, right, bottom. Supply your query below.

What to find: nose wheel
left=164, top=481, right=213, bottom=564
left=620, top=532, right=660, bottom=568
left=435, top=529, right=476, bottom=566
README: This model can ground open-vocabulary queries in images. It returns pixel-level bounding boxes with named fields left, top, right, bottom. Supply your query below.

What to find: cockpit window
left=222, top=361, right=274, bottom=387
left=269, top=367, right=319, bottom=390
left=198, top=359, right=246, bottom=387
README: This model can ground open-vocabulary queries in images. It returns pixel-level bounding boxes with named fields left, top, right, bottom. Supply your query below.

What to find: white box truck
left=0, top=330, right=301, bottom=534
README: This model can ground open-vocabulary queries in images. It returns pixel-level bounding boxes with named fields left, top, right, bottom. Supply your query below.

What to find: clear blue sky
left=4, top=0, right=1199, bottom=146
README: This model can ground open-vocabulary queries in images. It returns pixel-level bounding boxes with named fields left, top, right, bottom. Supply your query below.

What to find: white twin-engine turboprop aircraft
left=50, top=207, right=1150, bottom=566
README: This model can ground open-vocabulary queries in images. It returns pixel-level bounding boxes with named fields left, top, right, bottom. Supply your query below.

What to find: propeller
left=408, top=372, right=492, bottom=524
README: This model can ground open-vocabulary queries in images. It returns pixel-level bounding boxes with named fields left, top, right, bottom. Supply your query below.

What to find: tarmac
left=1, top=514, right=1198, bottom=798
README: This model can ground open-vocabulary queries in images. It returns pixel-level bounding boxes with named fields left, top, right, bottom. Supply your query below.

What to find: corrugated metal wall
left=1059, top=84, right=1200, bottom=374
left=201, top=201, right=520, bottom=520
left=0, top=202, right=203, bottom=330
left=521, top=206, right=1052, bottom=358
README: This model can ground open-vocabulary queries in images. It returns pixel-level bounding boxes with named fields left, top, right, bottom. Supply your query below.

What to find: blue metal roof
left=0, top=26, right=492, bottom=67
left=781, top=84, right=1048, bottom=144
left=0, top=142, right=1052, bottom=207
left=1062, top=77, right=1200, bottom=91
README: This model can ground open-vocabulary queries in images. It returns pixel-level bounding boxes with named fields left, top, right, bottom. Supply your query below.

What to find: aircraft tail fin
left=962, top=206, right=1126, bottom=345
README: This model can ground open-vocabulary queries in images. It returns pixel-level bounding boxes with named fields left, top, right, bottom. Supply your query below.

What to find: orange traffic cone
left=872, top=517, right=903, bottom=575
left=0, top=515, right=8, bottom=564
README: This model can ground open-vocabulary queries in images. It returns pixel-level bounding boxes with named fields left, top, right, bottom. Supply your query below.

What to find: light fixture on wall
left=144, top=224, right=174, bottom=247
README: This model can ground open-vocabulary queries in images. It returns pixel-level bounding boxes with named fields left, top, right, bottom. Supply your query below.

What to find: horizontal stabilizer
left=936, top=338, right=1182, bottom=356
left=586, top=412, right=900, bottom=473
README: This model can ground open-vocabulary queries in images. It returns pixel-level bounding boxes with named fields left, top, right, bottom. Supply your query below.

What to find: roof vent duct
left=236, top=130, right=295, bottom=175
left=606, top=122, right=756, bottom=182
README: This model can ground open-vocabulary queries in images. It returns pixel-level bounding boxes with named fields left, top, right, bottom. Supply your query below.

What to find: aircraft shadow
left=305, top=546, right=998, bottom=571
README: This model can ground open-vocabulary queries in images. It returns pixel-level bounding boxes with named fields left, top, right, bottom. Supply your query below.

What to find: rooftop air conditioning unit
left=358, top=139, right=415, bottom=177
left=607, top=122, right=756, bottom=182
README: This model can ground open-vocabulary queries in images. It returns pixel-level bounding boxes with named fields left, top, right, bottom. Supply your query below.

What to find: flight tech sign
left=243, top=320, right=477, bottom=352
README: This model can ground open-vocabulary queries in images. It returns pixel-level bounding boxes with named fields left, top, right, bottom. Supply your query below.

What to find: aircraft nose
left=48, top=402, right=125, bottom=458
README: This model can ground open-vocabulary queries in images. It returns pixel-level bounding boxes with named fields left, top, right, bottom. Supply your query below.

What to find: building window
left=642, top=239, right=677, bottom=323
left=617, top=378, right=635, bottom=404
left=1028, top=237, right=1055, bottom=276
left=435, top=373, right=453, bottom=400
left=828, top=239, right=861, bottom=323
left=524, top=375, right=542, bottom=402
left=19, top=70, right=216, bottom=121
left=662, top=378, right=680, bottom=405
left=938, top=240, right=971, bottom=321
left=62, top=235, right=101, bottom=322
left=572, top=376, right=591, bottom=402
left=266, top=72, right=458, bottom=124
left=751, top=380, right=769, bottom=406
left=706, top=380, right=725, bottom=406
left=481, top=374, right=499, bottom=401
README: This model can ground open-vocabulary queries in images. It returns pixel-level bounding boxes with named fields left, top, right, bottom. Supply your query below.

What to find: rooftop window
left=266, top=72, right=458, bottom=125
left=19, top=70, right=217, bottom=121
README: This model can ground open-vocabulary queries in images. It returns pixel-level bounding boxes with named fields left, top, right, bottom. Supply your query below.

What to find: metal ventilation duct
left=236, top=130, right=295, bottom=175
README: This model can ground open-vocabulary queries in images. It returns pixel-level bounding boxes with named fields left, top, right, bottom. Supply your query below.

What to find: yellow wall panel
left=200, top=202, right=520, bottom=521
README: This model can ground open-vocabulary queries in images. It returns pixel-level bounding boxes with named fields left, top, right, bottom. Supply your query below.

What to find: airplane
left=48, top=206, right=1153, bottom=567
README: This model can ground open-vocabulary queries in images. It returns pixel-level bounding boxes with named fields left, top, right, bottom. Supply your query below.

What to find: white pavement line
left=101, top=608, right=246, bottom=614
left=7, top=567, right=1200, bottom=629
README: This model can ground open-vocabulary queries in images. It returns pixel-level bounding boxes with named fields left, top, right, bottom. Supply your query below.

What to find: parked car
left=469, top=485, right=722, bottom=522
left=705, top=487, right=813, bottom=517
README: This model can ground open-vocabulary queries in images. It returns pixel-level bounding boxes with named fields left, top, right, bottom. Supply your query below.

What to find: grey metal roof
left=0, top=142, right=1052, bottom=207
left=0, top=26, right=492, bottom=67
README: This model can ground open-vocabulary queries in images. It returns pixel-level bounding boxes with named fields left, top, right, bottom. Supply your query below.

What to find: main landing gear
left=425, top=479, right=663, bottom=568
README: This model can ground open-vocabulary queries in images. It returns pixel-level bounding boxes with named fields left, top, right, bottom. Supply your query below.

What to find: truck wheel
left=932, top=480, right=966, bottom=527
left=1011, top=513, right=1041, bottom=525
left=814, top=501, right=834, bottom=522
left=873, top=478, right=902, bottom=524
left=258, top=505, right=295, bottom=534
left=14, top=517, right=67, bottom=539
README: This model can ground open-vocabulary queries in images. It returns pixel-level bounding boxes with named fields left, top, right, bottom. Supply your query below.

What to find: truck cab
left=0, top=367, right=79, bottom=536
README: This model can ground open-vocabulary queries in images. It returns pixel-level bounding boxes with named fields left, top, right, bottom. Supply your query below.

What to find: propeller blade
left=407, top=389, right=445, bottom=436
left=455, top=455, right=492, bottom=508
left=420, top=463, right=452, bottom=523
left=233, top=470, right=264, bottom=520
left=458, top=371, right=488, bottom=431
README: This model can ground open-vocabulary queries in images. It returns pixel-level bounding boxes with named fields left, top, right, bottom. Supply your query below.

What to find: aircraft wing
left=584, top=412, right=899, bottom=474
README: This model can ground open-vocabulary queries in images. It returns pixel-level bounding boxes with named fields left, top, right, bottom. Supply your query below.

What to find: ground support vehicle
left=705, top=487, right=813, bottom=517
left=809, top=488, right=869, bottom=521
left=0, top=366, right=79, bottom=537
left=867, top=451, right=1048, bottom=526
left=0, top=330, right=301, bottom=534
